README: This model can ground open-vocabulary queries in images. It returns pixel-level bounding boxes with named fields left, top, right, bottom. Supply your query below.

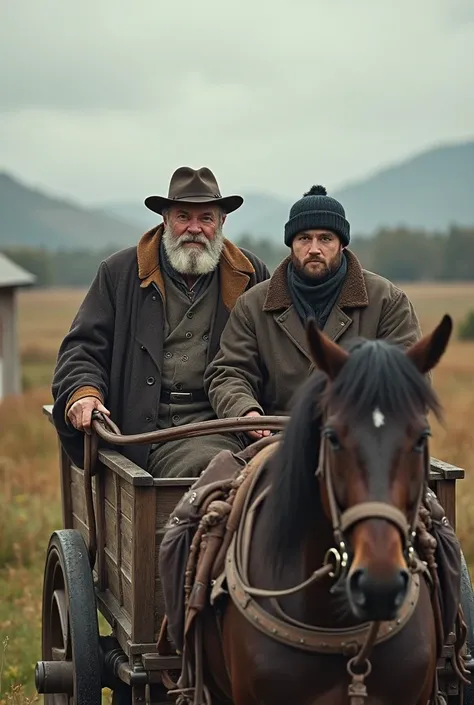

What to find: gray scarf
left=287, top=253, right=348, bottom=328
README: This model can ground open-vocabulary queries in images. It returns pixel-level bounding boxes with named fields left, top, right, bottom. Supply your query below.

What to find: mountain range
left=1, top=139, right=473, bottom=251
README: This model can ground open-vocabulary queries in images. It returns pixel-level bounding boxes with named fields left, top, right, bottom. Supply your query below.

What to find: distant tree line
left=2, top=225, right=474, bottom=287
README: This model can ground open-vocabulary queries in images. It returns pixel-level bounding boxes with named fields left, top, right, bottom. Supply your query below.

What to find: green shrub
left=458, top=310, right=474, bottom=341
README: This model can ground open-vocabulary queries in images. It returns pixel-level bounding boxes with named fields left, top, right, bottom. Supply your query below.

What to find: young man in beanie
left=51, top=166, right=270, bottom=477
left=204, top=184, right=422, bottom=437
left=203, top=186, right=474, bottom=679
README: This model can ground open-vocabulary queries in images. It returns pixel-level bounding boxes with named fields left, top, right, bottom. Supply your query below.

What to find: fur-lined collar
left=137, top=224, right=255, bottom=311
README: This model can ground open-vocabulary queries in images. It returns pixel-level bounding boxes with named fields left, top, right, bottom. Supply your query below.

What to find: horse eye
left=325, top=429, right=341, bottom=451
left=413, top=431, right=430, bottom=453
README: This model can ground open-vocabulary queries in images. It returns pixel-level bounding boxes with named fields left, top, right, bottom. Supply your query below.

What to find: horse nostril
left=394, top=568, right=410, bottom=606
left=348, top=568, right=368, bottom=607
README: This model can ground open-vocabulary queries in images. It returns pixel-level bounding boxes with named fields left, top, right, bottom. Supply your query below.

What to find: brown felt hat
left=144, top=166, right=244, bottom=215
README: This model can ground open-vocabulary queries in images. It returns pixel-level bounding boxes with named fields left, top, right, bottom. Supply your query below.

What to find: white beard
left=162, top=224, right=225, bottom=276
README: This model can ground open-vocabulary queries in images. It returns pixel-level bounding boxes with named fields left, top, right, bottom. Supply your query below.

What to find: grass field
left=1, top=283, right=474, bottom=701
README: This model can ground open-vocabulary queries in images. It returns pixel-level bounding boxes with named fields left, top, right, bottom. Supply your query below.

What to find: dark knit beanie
left=284, top=185, right=350, bottom=247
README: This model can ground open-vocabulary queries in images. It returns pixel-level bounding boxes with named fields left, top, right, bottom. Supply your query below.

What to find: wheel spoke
left=53, top=589, right=71, bottom=658
left=51, top=647, right=67, bottom=661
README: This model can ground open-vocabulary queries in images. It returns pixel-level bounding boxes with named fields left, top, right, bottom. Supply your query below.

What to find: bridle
left=316, top=425, right=430, bottom=581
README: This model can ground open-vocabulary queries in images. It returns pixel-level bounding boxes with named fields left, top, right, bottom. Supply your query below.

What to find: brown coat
left=204, top=251, right=423, bottom=420
left=51, top=225, right=270, bottom=469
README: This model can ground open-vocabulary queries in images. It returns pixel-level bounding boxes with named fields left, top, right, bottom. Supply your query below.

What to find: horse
left=217, top=314, right=456, bottom=705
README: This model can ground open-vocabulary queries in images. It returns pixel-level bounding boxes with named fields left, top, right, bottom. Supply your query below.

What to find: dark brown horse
left=219, top=315, right=454, bottom=705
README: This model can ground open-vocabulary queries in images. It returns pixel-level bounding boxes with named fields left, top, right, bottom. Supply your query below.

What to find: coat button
left=140, top=345, right=146, bottom=350
left=172, top=414, right=180, bottom=423
left=152, top=295, right=157, bottom=301
left=186, top=311, right=194, bottom=319
left=175, top=383, right=183, bottom=390
left=185, top=331, right=192, bottom=339
left=202, top=333, right=209, bottom=341
left=181, top=355, right=189, bottom=362
left=145, top=415, right=152, bottom=422
left=146, top=376, right=155, bottom=385
left=165, top=351, right=173, bottom=358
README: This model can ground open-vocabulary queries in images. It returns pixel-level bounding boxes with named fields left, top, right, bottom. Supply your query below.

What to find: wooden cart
left=34, top=405, right=472, bottom=705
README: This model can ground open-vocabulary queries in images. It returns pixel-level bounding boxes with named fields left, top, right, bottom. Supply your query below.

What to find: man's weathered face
left=162, top=204, right=226, bottom=276
left=291, top=229, right=343, bottom=281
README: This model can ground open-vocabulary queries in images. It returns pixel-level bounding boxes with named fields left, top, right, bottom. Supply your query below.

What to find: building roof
left=0, top=252, right=36, bottom=288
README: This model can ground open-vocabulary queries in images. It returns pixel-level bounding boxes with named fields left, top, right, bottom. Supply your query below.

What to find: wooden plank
left=105, top=555, right=132, bottom=619
left=70, top=477, right=87, bottom=522
left=153, top=478, right=194, bottom=487
left=72, top=514, right=89, bottom=547
left=104, top=500, right=118, bottom=560
left=103, top=467, right=117, bottom=506
left=142, top=653, right=182, bottom=671
left=122, top=572, right=133, bottom=617
left=435, top=479, right=457, bottom=531
left=155, top=485, right=187, bottom=528
left=115, top=472, right=124, bottom=607
left=120, top=486, right=133, bottom=522
left=131, top=486, right=157, bottom=644
left=96, top=589, right=132, bottom=655
left=95, top=468, right=107, bottom=590
left=58, top=441, right=73, bottom=529
left=120, top=513, right=133, bottom=575
left=98, top=450, right=153, bottom=486
left=429, top=457, right=465, bottom=480
left=71, top=463, right=85, bottom=483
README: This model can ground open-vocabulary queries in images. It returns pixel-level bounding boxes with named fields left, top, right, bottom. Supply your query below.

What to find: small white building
left=0, top=253, right=36, bottom=400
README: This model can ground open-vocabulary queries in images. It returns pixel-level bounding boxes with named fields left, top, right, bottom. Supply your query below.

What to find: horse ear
left=306, top=318, right=349, bottom=379
left=405, top=314, right=453, bottom=374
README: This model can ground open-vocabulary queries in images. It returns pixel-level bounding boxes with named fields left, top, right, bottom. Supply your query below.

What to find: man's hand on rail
left=68, top=396, right=110, bottom=434
left=243, top=410, right=272, bottom=440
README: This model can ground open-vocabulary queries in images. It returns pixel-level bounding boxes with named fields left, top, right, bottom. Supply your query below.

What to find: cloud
left=1, top=0, right=473, bottom=203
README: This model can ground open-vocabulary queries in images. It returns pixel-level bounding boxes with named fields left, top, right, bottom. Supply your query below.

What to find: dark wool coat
left=51, top=225, right=270, bottom=469
left=204, top=250, right=424, bottom=420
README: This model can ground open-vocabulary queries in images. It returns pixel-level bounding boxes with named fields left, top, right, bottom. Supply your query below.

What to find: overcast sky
left=1, top=0, right=473, bottom=206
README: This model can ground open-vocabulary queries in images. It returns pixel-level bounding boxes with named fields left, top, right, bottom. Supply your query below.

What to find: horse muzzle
left=347, top=564, right=410, bottom=621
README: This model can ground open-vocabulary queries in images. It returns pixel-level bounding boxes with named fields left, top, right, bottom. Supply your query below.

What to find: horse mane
left=262, top=338, right=443, bottom=573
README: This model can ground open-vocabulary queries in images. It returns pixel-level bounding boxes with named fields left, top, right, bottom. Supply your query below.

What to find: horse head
left=306, top=314, right=453, bottom=622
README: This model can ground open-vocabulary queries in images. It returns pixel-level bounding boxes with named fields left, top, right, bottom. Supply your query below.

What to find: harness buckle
left=324, top=543, right=348, bottom=579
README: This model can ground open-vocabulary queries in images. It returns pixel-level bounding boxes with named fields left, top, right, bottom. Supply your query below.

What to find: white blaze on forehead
left=372, top=408, right=385, bottom=428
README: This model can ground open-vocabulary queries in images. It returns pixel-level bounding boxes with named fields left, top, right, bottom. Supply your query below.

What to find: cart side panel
left=100, top=462, right=134, bottom=623
left=68, top=460, right=134, bottom=626
left=131, top=486, right=157, bottom=643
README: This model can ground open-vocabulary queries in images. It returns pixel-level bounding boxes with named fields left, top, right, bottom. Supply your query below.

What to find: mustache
left=304, top=256, right=327, bottom=264
left=177, top=233, right=210, bottom=247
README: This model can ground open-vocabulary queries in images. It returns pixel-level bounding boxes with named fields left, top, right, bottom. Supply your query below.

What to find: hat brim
left=144, top=194, right=244, bottom=216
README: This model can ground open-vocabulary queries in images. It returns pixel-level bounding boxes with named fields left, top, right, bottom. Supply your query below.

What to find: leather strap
left=340, top=502, right=410, bottom=540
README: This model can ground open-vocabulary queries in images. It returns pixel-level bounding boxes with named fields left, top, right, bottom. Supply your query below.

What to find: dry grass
left=1, top=283, right=474, bottom=700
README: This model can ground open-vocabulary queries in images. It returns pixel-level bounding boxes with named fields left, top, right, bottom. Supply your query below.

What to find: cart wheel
left=35, top=529, right=102, bottom=705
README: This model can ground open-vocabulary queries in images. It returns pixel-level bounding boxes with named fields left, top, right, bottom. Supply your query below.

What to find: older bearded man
left=51, top=166, right=270, bottom=477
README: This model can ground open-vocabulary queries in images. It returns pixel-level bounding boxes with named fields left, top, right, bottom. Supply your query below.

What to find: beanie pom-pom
left=303, top=185, right=327, bottom=197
